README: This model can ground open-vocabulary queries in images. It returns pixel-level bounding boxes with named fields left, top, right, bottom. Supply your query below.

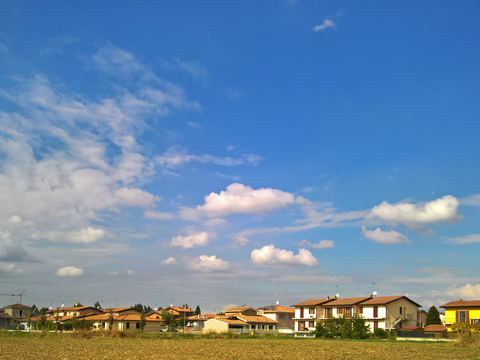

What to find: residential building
left=292, top=295, right=421, bottom=335
left=187, top=314, right=216, bottom=330
left=417, top=309, right=427, bottom=327
left=0, top=304, right=31, bottom=329
left=440, top=299, right=480, bottom=331
left=80, top=313, right=163, bottom=332
left=256, top=305, right=294, bottom=333
left=292, top=297, right=335, bottom=335
left=47, top=306, right=103, bottom=318
left=204, top=306, right=277, bottom=333
left=162, top=305, right=194, bottom=321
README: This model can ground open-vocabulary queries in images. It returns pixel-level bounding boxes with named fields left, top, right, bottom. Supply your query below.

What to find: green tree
left=26, top=314, right=32, bottom=331
left=425, top=306, right=442, bottom=326
left=30, top=304, right=39, bottom=314
left=194, top=305, right=201, bottom=315
left=162, top=310, right=176, bottom=330
left=140, top=310, right=146, bottom=331
left=108, top=309, right=114, bottom=330
left=351, top=314, right=371, bottom=339
left=73, top=302, right=83, bottom=307
left=94, top=301, right=102, bottom=309
left=39, top=307, right=49, bottom=315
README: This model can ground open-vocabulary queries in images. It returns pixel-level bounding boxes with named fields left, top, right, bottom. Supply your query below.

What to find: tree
left=54, top=307, right=60, bottom=332
left=30, top=304, right=39, bottom=314
left=73, top=302, right=83, bottom=307
left=94, top=301, right=102, bottom=309
left=133, top=304, right=153, bottom=313
left=108, top=309, right=114, bottom=330
left=140, top=311, right=146, bottom=331
left=194, top=305, right=201, bottom=315
left=425, top=306, right=442, bottom=326
left=27, top=314, right=32, bottom=331
left=162, top=310, right=176, bottom=330
left=39, top=307, right=49, bottom=315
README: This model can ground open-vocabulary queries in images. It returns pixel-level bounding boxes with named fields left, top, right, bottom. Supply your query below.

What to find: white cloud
left=297, top=239, right=335, bottom=249
left=161, top=257, right=177, bottom=265
left=180, top=183, right=301, bottom=219
left=251, top=244, right=319, bottom=267
left=460, top=194, right=480, bottom=206
left=214, top=172, right=241, bottom=181
left=231, top=235, right=250, bottom=247
left=418, top=283, right=480, bottom=307
left=443, top=234, right=480, bottom=245
left=169, top=232, right=212, bottom=249
left=155, top=147, right=263, bottom=168
left=227, top=145, right=234, bottom=152
left=186, top=255, right=230, bottom=272
left=0, top=230, right=37, bottom=262
left=187, top=121, right=202, bottom=129
left=56, top=266, right=83, bottom=276
left=0, top=262, right=25, bottom=276
left=159, top=57, right=209, bottom=83
left=144, top=210, right=176, bottom=220
left=366, top=195, right=461, bottom=228
left=313, top=20, right=335, bottom=32
left=109, top=271, right=118, bottom=275
left=31, top=228, right=106, bottom=244
left=127, top=270, right=134, bottom=275
left=361, top=227, right=411, bottom=245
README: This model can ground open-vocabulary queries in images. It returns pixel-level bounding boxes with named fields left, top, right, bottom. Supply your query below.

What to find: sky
left=1, top=0, right=480, bottom=312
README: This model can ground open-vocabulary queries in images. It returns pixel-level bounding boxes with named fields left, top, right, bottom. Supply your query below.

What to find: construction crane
left=0, top=290, right=26, bottom=304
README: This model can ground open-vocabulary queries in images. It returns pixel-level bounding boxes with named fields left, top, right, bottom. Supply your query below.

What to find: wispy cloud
left=443, top=234, right=480, bottom=245
left=312, top=20, right=335, bottom=32
left=159, top=57, right=209, bottom=83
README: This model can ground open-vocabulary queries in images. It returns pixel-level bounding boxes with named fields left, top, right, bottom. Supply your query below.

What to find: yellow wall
left=203, top=319, right=228, bottom=333
left=444, top=308, right=480, bottom=331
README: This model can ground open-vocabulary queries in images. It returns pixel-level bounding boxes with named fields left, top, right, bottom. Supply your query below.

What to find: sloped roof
left=212, top=318, right=246, bottom=325
left=0, top=303, right=31, bottom=310
left=359, top=296, right=421, bottom=307
left=188, top=314, right=216, bottom=321
left=424, top=325, right=446, bottom=332
left=0, top=313, right=12, bottom=319
left=441, top=300, right=480, bottom=308
left=324, top=297, right=371, bottom=306
left=257, top=305, right=295, bottom=313
left=236, top=315, right=277, bottom=323
left=225, top=307, right=254, bottom=313
left=291, top=299, right=333, bottom=307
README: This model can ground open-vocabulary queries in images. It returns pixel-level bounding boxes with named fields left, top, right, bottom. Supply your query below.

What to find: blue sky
left=1, top=0, right=480, bottom=311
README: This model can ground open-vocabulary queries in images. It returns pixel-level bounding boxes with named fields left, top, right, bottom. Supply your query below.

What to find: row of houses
left=2, top=295, right=479, bottom=334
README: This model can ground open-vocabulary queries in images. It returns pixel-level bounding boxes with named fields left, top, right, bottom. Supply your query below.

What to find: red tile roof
left=262, top=305, right=295, bottom=313
left=424, top=325, right=446, bottom=332
left=291, top=298, right=333, bottom=307
left=323, top=297, right=372, bottom=306
left=0, top=303, right=31, bottom=310
left=188, top=314, right=216, bottom=321
left=441, top=300, right=480, bottom=308
left=359, top=296, right=421, bottom=307
left=225, top=307, right=253, bottom=313
left=0, top=313, right=12, bottom=319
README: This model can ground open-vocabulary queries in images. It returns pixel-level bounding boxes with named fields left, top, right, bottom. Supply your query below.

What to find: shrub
left=373, top=328, right=388, bottom=339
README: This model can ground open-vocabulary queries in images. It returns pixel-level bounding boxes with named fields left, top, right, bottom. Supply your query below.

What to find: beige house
left=47, top=306, right=103, bottom=318
left=256, top=305, right=294, bottom=333
left=187, top=314, right=216, bottom=330
left=0, top=304, right=31, bottom=329
left=81, top=313, right=163, bottom=332
left=162, top=305, right=194, bottom=321
left=204, top=307, right=277, bottom=333
left=293, top=295, right=421, bottom=335
left=417, top=309, right=427, bottom=327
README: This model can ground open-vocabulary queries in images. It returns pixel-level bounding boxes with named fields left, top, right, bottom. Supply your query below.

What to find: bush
left=373, top=328, right=388, bottom=339
left=313, top=315, right=370, bottom=339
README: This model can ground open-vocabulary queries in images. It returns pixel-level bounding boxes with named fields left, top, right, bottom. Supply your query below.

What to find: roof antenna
left=62, top=299, right=65, bottom=308
left=170, top=300, right=173, bottom=307
left=372, top=283, right=377, bottom=297
left=275, top=294, right=279, bottom=305
left=335, top=285, right=340, bottom=299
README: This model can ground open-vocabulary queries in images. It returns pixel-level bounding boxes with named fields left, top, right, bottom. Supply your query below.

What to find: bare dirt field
left=1, top=335, right=480, bottom=360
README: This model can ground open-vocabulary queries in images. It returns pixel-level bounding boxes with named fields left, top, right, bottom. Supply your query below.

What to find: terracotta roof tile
left=225, top=307, right=253, bottom=312
left=0, top=304, right=31, bottom=310
left=263, top=305, right=294, bottom=313
left=292, top=299, right=333, bottom=307
left=236, top=315, right=277, bottom=323
left=323, top=297, right=371, bottom=306
left=188, top=314, right=216, bottom=321
left=441, top=300, right=480, bottom=308
left=359, top=296, right=421, bottom=307
left=213, top=318, right=246, bottom=325
left=424, top=325, right=446, bottom=332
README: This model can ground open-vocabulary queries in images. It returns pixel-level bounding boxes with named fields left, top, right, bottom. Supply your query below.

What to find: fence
left=396, top=330, right=457, bottom=340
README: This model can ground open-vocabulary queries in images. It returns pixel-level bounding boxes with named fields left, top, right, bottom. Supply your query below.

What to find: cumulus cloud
left=251, top=244, right=319, bottom=267
left=298, top=239, right=336, bottom=249
left=366, top=195, right=461, bottom=228
left=186, top=255, right=231, bottom=272
left=0, top=262, right=25, bottom=276
left=161, top=257, right=177, bottom=265
left=361, top=227, right=411, bottom=245
left=443, top=234, right=480, bottom=245
left=418, top=283, right=480, bottom=307
left=31, top=228, right=106, bottom=244
left=180, top=183, right=302, bottom=219
left=169, top=232, right=212, bottom=249
left=56, top=266, right=83, bottom=276
left=144, top=210, right=176, bottom=220
left=313, top=20, right=335, bottom=32
left=155, top=147, right=263, bottom=168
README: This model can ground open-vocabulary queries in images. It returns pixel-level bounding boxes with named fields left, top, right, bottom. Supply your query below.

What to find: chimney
left=326, top=296, right=329, bottom=300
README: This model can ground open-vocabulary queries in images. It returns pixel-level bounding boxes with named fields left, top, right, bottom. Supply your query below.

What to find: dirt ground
left=2, top=336, right=480, bottom=359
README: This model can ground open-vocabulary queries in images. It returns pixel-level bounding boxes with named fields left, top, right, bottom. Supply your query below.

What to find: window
left=472, top=319, right=479, bottom=324
left=289, top=315, right=292, bottom=320
left=300, top=308, right=304, bottom=318
left=325, top=308, right=332, bottom=318
left=309, top=321, right=315, bottom=328
left=19, top=310, right=23, bottom=317
left=136, top=322, right=140, bottom=329
left=373, top=306, right=378, bottom=318
left=337, top=307, right=343, bottom=315
left=459, top=311, right=466, bottom=322
left=359, top=307, right=363, bottom=314
left=309, top=307, right=315, bottom=314
left=399, top=307, right=402, bottom=315
left=126, top=322, right=130, bottom=329
left=299, top=321, right=305, bottom=331
left=269, top=325, right=273, bottom=330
